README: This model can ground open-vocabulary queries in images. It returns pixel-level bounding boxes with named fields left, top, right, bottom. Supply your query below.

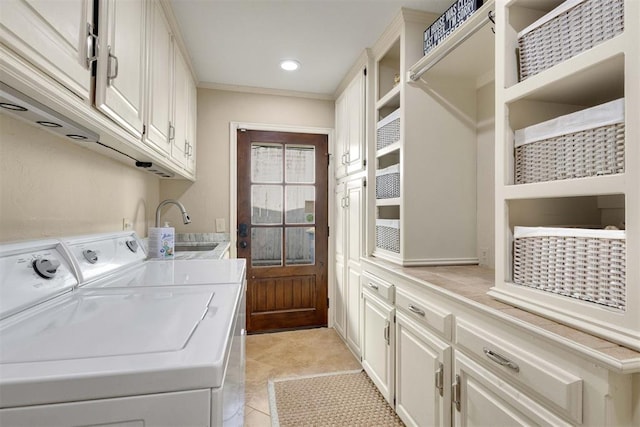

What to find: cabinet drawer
left=455, top=319, right=583, bottom=424
left=396, top=287, right=453, bottom=340
left=362, top=272, right=394, bottom=304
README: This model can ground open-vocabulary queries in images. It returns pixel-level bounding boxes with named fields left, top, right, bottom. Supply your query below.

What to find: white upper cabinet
left=184, top=75, right=197, bottom=174
left=335, top=68, right=366, bottom=178
left=144, top=0, right=173, bottom=156
left=171, top=48, right=189, bottom=169
left=0, top=0, right=94, bottom=101
left=96, top=0, right=146, bottom=139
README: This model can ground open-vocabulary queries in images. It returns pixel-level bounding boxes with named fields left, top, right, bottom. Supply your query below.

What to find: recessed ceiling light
left=280, top=60, right=300, bottom=71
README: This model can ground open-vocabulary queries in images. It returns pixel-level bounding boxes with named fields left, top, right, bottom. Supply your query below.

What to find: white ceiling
left=169, top=0, right=453, bottom=97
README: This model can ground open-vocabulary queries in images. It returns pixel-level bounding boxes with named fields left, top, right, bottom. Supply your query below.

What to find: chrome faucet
left=155, top=199, right=191, bottom=227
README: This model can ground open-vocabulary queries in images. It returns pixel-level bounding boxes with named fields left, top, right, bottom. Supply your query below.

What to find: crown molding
left=197, top=81, right=335, bottom=101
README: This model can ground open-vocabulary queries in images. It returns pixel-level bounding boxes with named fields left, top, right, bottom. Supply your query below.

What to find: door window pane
left=285, top=186, right=315, bottom=224
left=251, top=227, right=282, bottom=267
left=285, top=227, right=315, bottom=265
left=252, top=143, right=283, bottom=183
left=285, top=145, right=315, bottom=183
left=251, top=185, right=282, bottom=225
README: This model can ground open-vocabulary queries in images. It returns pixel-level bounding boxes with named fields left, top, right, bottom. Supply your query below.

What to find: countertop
left=144, top=232, right=230, bottom=260
left=362, top=257, right=640, bottom=372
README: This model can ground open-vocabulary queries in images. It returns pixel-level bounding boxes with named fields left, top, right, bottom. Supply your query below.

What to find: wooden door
left=237, top=130, right=328, bottom=333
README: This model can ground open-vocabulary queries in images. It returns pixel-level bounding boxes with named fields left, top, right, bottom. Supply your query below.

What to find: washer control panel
left=0, top=240, right=77, bottom=319
left=63, top=232, right=146, bottom=284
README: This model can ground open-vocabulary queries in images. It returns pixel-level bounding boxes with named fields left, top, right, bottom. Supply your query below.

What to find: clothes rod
left=409, top=10, right=495, bottom=82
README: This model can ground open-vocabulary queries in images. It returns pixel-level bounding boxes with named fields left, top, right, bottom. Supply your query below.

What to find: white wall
left=159, top=88, right=335, bottom=233
left=0, top=115, right=159, bottom=241
left=476, top=81, right=495, bottom=267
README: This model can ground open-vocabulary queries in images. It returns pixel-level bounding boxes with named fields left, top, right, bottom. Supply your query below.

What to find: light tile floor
left=243, top=328, right=361, bottom=427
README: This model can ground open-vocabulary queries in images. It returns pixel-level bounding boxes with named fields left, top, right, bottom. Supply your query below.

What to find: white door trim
left=229, top=121, right=336, bottom=327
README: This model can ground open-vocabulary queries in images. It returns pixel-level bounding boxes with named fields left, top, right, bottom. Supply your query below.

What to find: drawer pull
left=408, top=304, right=425, bottom=316
left=367, top=283, right=379, bottom=290
left=483, top=347, right=520, bottom=372
left=435, top=363, right=444, bottom=396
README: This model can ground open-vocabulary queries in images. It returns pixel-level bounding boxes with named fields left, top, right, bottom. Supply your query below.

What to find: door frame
left=229, top=121, right=336, bottom=328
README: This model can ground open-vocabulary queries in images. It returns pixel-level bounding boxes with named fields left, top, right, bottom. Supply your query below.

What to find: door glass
left=251, top=185, right=282, bottom=225
left=252, top=143, right=283, bottom=183
left=251, top=227, right=282, bottom=267
left=286, top=145, right=315, bottom=183
left=285, top=186, right=315, bottom=224
left=286, top=227, right=315, bottom=265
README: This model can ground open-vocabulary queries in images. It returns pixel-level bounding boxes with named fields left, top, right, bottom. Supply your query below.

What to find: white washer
left=0, top=232, right=246, bottom=427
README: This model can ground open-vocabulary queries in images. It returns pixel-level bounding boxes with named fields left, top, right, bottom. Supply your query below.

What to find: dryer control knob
left=33, top=258, right=61, bottom=279
left=126, top=240, right=139, bottom=252
left=83, top=249, right=98, bottom=264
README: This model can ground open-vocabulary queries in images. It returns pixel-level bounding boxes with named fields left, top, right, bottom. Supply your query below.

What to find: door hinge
left=452, top=374, right=461, bottom=412
left=363, top=68, right=367, bottom=76
left=435, top=362, right=444, bottom=397
left=142, top=124, right=146, bottom=136
left=327, top=297, right=330, bottom=308
left=327, top=152, right=331, bottom=166
left=327, top=226, right=330, bottom=237
left=363, top=159, right=367, bottom=168
left=363, top=178, right=367, bottom=187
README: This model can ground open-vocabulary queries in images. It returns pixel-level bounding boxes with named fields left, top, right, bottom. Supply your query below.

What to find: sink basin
left=174, top=243, right=218, bottom=252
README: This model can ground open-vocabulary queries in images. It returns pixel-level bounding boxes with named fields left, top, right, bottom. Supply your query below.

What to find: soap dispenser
left=148, top=222, right=175, bottom=259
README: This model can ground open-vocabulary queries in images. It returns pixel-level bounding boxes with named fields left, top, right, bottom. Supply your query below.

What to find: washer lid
left=0, top=287, right=212, bottom=363
left=89, top=258, right=246, bottom=288
left=0, top=283, right=242, bottom=408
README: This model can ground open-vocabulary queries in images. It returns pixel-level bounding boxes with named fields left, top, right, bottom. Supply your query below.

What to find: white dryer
left=0, top=232, right=246, bottom=427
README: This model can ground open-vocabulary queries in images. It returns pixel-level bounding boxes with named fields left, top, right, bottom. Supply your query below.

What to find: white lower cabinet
left=453, top=351, right=570, bottom=427
left=361, top=282, right=394, bottom=405
left=395, top=311, right=451, bottom=427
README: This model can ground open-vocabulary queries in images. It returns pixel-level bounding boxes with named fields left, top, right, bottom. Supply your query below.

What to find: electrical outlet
left=479, top=247, right=489, bottom=266
left=122, top=218, right=133, bottom=231
left=215, top=218, right=225, bottom=232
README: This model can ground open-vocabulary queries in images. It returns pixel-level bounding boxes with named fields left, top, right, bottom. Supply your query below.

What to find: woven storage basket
left=376, top=219, right=400, bottom=253
left=518, top=0, right=624, bottom=81
left=514, top=98, right=624, bottom=184
left=376, top=109, right=400, bottom=151
left=376, top=164, right=400, bottom=199
left=513, top=226, right=626, bottom=310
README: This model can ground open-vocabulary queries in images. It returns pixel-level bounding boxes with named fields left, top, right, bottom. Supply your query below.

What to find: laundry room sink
left=174, top=243, right=219, bottom=252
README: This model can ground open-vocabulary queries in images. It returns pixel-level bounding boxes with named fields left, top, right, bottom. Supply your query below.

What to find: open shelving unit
left=370, top=3, right=495, bottom=266
left=489, top=0, right=640, bottom=351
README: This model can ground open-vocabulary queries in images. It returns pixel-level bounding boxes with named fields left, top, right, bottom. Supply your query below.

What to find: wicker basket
left=376, top=109, right=400, bottom=151
left=513, top=226, right=626, bottom=310
left=376, top=219, right=400, bottom=253
left=514, top=98, right=625, bottom=184
left=376, top=164, right=400, bottom=199
left=518, top=0, right=624, bottom=81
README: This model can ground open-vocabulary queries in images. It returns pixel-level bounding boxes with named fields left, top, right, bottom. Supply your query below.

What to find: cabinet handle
left=483, top=347, right=520, bottom=372
left=85, top=23, right=97, bottom=68
left=435, top=363, right=444, bottom=397
left=340, top=197, right=346, bottom=208
left=452, top=374, right=461, bottom=412
left=169, top=123, right=175, bottom=141
left=107, top=46, right=119, bottom=84
left=384, top=320, right=390, bottom=345
left=367, top=283, right=379, bottom=291
left=408, top=304, right=425, bottom=317
left=188, top=143, right=193, bottom=156
left=341, top=153, right=347, bottom=165
left=184, top=140, right=189, bottom=156
left=345, top=151, right=350, bottom=163
left=344, top=196, right=350, bottom=208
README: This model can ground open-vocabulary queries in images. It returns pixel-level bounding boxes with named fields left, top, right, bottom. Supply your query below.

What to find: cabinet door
left=344, top=177, right=365, bottom=355
left=333, top=183, right=346, bottom=337
left=171, top=48, right=189, bottom=168
left=184, top=75, right=197, bottom=174
left=96, top=0, right=146, bottom=138
left=0, top=0, right=93, bottom=101
left=144, top=0, right=172, bottom=155
left=345, top=70, right=366, bottom=175
left=361, top=289, right=394, bottom=404
left=396, top=311, right=451, bottom=427
left=453, top=351, right=571, bottom=427
left=334, top=90, right=348, bottom=178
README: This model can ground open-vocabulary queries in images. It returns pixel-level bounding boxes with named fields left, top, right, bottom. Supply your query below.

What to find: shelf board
left=408, top=0, right=495, bottom=85
left=376, top=141, right=401, bottom=158
left=504, top=36, right=625, bottom=105
left=499, top=174, right=625, bottom=200
left=376, top=85, right=400, bottom=110
left=376, top=197, right=401, bottom=206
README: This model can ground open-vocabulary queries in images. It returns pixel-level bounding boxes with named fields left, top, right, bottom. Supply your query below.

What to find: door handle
left=239, top=241, right=248, bottom=249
